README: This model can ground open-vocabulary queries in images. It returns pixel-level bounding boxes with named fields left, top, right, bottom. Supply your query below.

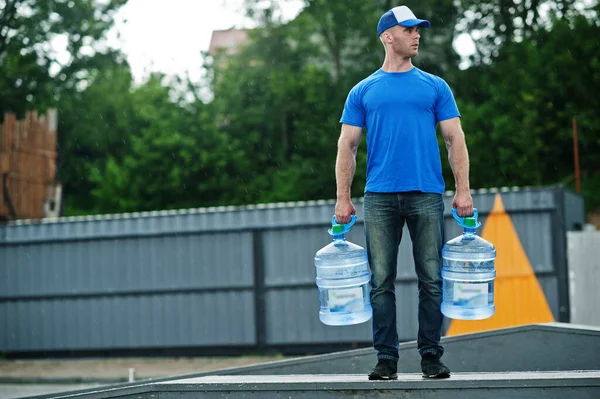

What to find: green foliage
left=64, top=72, right=241, bottom=213
left=2, top=0, right=599, bottom=217
left=210, top=13, right=343, bottom=203
left=453, top=13, right=600, bottom=211
left=57, top=55, right=136, bottom=214
left=0, top=0, right=128, bottom=117
left=455, top=0, right=580, bottom=64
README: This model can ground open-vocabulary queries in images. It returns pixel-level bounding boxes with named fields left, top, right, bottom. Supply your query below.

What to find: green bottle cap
left=464, top=217, right=477, bottom=227
left=331, top=224, right=344, bottom=234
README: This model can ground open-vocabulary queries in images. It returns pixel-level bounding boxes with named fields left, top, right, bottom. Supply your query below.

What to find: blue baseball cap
left=377, top=6, right=430, bottom=36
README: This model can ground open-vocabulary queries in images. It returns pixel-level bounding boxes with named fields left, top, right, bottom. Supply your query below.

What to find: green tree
left=57, top=55, right=137, bottom=214
left=88, top=74, right=241, bottom=213
left=454, top=13, right=600, bottom=210
left=455, top=0, right=583, bottom=64
left=19, top=0, right=599, bottom=218
left=210, top=9, right=341, bottom=203
left=0, top=0, right=128, bottom=117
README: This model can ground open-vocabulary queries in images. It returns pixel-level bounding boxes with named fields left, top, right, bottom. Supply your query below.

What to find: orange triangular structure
left=446, top=193, right=555, bottom=336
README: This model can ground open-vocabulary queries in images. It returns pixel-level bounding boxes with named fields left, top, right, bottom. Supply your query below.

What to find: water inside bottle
left=318, top=278, right=372, bottom=326
left=315, top=232, right=373, bottom=326
left=442, top=276, right=495, bottom=320
left=441, top=210, right=496, bottom=320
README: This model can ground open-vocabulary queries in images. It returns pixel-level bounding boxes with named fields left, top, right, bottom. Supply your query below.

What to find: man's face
left=386, top=25, right=421, bottom=58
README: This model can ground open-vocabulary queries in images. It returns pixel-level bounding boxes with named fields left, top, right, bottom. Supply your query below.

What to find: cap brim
left=398, top=19, right=430, bottom=28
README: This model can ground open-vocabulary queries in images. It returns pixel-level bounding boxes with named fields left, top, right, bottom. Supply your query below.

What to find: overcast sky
left=41, top=0, right=476, bottom=85
left=103, top=0, right=305, bottom=83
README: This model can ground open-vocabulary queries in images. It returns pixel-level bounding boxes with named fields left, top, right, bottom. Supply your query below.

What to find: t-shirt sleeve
left=339, top=85, right=365, bottom=128
left=435, top=79, right=461, bottom=123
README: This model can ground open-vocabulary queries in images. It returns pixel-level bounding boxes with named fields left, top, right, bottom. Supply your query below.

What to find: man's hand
left=452, top=190, right=473, bottom=217
left=335, top=198, right=356, bottom=224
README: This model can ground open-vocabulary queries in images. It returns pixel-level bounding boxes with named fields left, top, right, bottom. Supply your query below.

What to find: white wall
left=568, top=228, right=600, bottom=327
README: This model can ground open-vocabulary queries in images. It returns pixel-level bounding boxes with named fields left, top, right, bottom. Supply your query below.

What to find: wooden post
left=0, top=110, right=58, bottom=220
left=572, top=118, right=580, bottom=193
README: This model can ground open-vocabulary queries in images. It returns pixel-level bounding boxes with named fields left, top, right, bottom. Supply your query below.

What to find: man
left=334, top=5, right=473, bottom=380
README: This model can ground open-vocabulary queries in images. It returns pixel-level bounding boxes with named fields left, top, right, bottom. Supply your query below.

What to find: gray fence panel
left=0, top=186, right=586, bottom=354
left=262, top=222, right=371, bottom=346
left=265, top=288, right=372, bottom=344
left=463, top=188, right=557, bottom=212
left=563, top=190, right=587, bottom=231
left=1, top=233, right=254, bottom=298
left=1, top=291, right=256, bottom=351
left=511, top=212, right=554, bottom=273
left=537, top=276, right=560, bottom=320
left=263, top=228, right=321, bottom=287
left=0, top=229, right=257, bottom=350
left=262, top=221, right=419, bottom=346
left=263, top=282, right=421, bottom=346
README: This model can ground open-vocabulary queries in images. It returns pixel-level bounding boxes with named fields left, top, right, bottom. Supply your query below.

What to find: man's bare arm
left=440, top=117, right=473, bottom=216
left=335, top=124, right=363, bottom=223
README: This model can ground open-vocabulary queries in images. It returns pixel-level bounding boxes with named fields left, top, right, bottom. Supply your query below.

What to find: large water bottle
left=314, top=215, right=372, bottom=326
left=441, top=209, right=496, bottom=320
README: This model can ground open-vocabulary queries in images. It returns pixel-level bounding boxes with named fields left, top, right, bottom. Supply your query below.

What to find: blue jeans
left=363, top=191, right=445, bottom=361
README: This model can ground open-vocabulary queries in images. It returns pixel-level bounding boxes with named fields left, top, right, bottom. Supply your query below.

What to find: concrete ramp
left=26, top=323, right=600, bottom=398
left=191, top=322, right=600, bottom=376
left=47, top=371, right=600, bottom=398
left=161, top=372, right=600, bottom=398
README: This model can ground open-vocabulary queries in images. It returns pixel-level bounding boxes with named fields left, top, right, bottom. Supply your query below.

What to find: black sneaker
left=421, top=355, right=450, bottom=379
left=368, top=359, right=398, bottom=380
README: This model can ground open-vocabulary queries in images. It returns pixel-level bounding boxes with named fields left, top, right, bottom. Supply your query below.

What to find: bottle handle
left=328, top=215, right=356, bottom=235
left=452, top=208, right=482, bottom=229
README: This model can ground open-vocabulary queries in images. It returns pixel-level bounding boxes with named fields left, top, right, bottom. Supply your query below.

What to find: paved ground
left=0, top=355, right=288, bottom=399
left=0, top=356, right=287, bottom=381
left=0, top=383, right=104, bottom=399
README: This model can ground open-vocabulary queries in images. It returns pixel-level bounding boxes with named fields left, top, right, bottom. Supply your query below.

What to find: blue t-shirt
left=340, top=67, right=460, bottom=194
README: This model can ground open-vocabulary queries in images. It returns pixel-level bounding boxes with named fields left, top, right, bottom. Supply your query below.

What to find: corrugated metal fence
left=567, top=229, right=600, bottom=328
left=0, top=186, right=585, bottom=355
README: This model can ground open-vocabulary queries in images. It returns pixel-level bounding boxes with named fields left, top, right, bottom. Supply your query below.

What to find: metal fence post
left=253, top=230, right=267, bottom=348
